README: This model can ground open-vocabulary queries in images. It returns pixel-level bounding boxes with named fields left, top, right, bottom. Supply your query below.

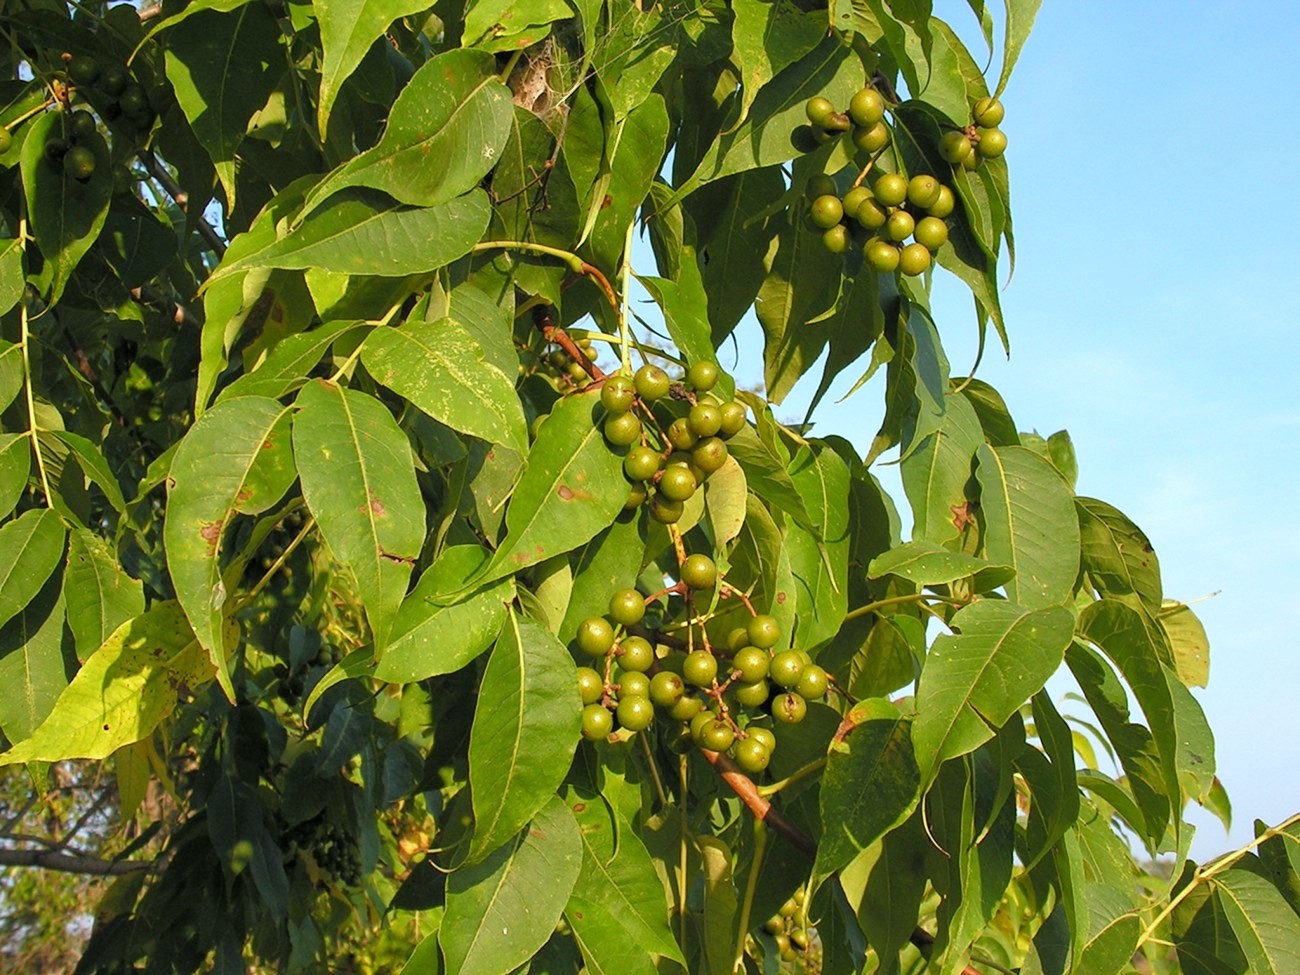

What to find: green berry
left=732, top=646, right=770, bottom=683
left=691, top=437, right=728, bottom=474
left=732, top=736, right=771, bottom=773
left=99, top=65, right=128, bottom=96
left=634, top=364, right=671, bottom=401
left=648, top=495, right=684, bottom=524
left=928, top=185, right=955, bottom=218
left=769, top=650, right=805, bottom=688
left=853, top=122, right=890, bottom=153
left=688, top=402, right=722, bottom=438
left=619, top=636, right=655, bottom=672
left=848, top=87, right=885, bottom=127
left=772, top=692, right=808, bottom=724
left=577, top=617, right=615, bottom=657
left=44, top=137, right=69, bottom=167
left=625, top=484, right=647, bottom=509
left=67, top=55, right=100, bottom=87
left=624, top=445, right=661, bottom=482
left=697, top=718, right=735, bottom=752
left=577, top=667, right=604, bottom=705
left=805, top=96, right=836, bottom=128
left=747, top=615, right=780, bottom=650
left=885, top=210, right=915, bottom=242
left=972, top=96, right=1005, bottom=127
left=687, top=360, right=719, bottom=392
left=666, top=451, right=705, bottom=483
left=938, top=131, right=973, bottom=164
left=119, top=84, right=149, bottom=117
left=962, top=150, right=980, bottom=171
left=914, top=216, right=949, bottom=251
left=617, top=671, right=650, bottom=699
left=68, top=111, right=98, bottom=142
left=603, top=411, right=642, bottom=447
left=718, top=401, right=747, bottom=437
left=667, top=692, right=704, bottom=721
left=0, top=129, right=11, bottom=154
left=873, top=173, right=908, bottom=207
left=842, top=186, right=871, bottom=215
left=805, top=174, right=838, bottom=200
left=906, top=175, right=942, bottom=209
left=601, top=375, right=636, bottom=413
left=822, top=225, right=851, bottom=254
left=617, top=695, right=654, bottom=732
left=609, top=588, right=646, bottom=626
left=854, top=197, right=888, bottom=230
left=63, top=145, right=96, bottom=181
left=664, top=417, right=696, bottom=451
left=747, top=726, right=777, bottom=753
left=809, top=194, right=844, bottom=230
left=683, top=650, right=718, bottom=687
left=680, top=554, right=717, bottom=590
left=650, top=671, right=686, bottom=709
left=658, top=465, right=697, bottom=503
left=976, top=127, right=1008, bottom=158
left=865, top=239, right=901, bottom=273
left=899, top=242, right=932, bottom=276
left=582, top=704, right=614, bottom=740
left=795, top=664, right=829, bottom=700
left=733, top=679, right=770, bottom=708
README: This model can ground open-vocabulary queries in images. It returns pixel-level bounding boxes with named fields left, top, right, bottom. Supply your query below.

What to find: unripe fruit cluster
left=599, top=359, right=748, bottom=521
left=531, top=335, right=600, bottom=395
left=63, top=52, right=154, bottom=131
left=936, top=96, right=1008, bottom=171
left=799, top=84, right=891, bottom=155
left=808, top=170, right=954, bottom=276
left=42, top=108, right=104, bottom=183
left=760, top=889, right=817, bottom=967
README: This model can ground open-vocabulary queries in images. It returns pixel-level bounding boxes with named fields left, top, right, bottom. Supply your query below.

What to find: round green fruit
left=976, top=127, right=1008, bottom=158
left=67, top=55, right=100, bottom=87
left=747, top=614, right=780, bottom=650
left=619, top=636, right=655, bottom=673
left=666, top=452, right=705, bottom=483
left=577, top=617, right=616, bottom=657
left=841, top=186, right=871, bottom=214
left=805, top=174, right=838, bottom=200
left=687, top=360, right=719, bottom=392
left=688, top=402, right=723, bottom=437
left=619, top=671, right=650, bottom=698
left=795, top=665, right=829, bottom=700
left=853, top=122, right=890, bottom=153
left=772, top=692, right=808, bottom=724
left=691, top=437, right=728, bottom=474
left=609, top=588, right=646, bottom=627
left=667, top=417, right=698, bottom=451
left=577, top=667, right=604, bottom=705
left=866, top=239, right=901, bottom=273
left=582, top=704, right=614, bottom=741
left=962, top=150, right=980, bottom=171
left=697, top=718, right=735, bottom=752
left=907, top=174, right=942, bottom=209
left=650, top=671, right=686, bottom=709
left=928, top=185, right=955, bottom=218
left=873, top=172, right=908, bottom=207
left=680, top=554, right=717, bottom=590
left=848, top=86, right=885, bottom=126
left=732, top=737, right=771, bottom=774
left=63, top=145, right=96, bottom=180
left=972, top=96, right=1005, bottom=127
left=667, top=692, right=704, bottom=721
left=914, top=216, right=949, bottom=251
left=855, top=197, right=888, bottom=230
left=624, top=445, right=661, bottom=482
left=732, top=646, right=770, bottom=683
left=769, top=650, right=805, bottom=688
left=899, top=242, right=932, bottom=276
left=634, top=364, right=671, bottom=401
left=733, top=679, right=770, bottom=708
left=616, top=695, right=654, bottom=732
left=683, top=650, right=719, bottom=687
left=658, top=465, right=697, bottom=503
left=603, top=411, right=641, bottom=447
left=718, top=401, right=747, bottom=437
left=68, top=111, right=98, bottom=141
left=939, top=131, right=973, bottom=164
left=805, top=96, right=836, bottom=128
left=44, top=137, right=70, bottom=166
left=648, top=495, right=684, bottom=524
left=625, top=484, right=647, bottom=509
left=119, top=84, right=149, bottom=117
left=601, top=375, right=636, bottom=414
left=0, top=128, right=12, bottom=154
left=809, top=194, right=844, bottom=230
left=822, top=224, right=851, bottom=255
left=748, top=726, right=777, bottom=753
left=885, top=210, right=915, bottom=242
left=99, top=65, right=128, bottom=96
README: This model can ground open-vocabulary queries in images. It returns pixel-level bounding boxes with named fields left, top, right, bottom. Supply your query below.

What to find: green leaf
left=293, top=381, right=424, bottom=650
left=0, top=508, right=67, bottom=633
left=567, top=894, right=660, bottom=975
left=0, top=434, right=30, bottom=519
left=814, top=698, right=920, bottom=884
left=788, top=441, right=851, bottom=649
left=558, top=515, right=646, bottom=645
left=64, top=528, right=144, bottom=663
left=1159, top=600, right=1210, bottom=689
left=0, top=575, right=68, bottom=745
left=900, top=391, right=982, bottom=545
left=725, top=426, right=814, bottom=530
left=301, top=646, right=374, bottom=725
left=479, top=388, right=627, bottom=586
left=637, top=259, right=728, bottom=389
left=47, top=431, right=127, bottom=514
left=217, top=320, right=366, bottom=404
left=0, top=237, right=23, bottom=314
left=165, top=396, right=294, bottom=699
left=586, top=94, right=669, bottom=271
left=164, top=4, right=286, bottom=210
left=97, top=193, right=177, bottom=288
left=975, top=444, right=1080, bottom=609
left=362, top=318, right=528, bottom=454
left=1075, top=911, right=1142, bottom=975
left=313, top=0, right=435, bottom=138
left=729, top=0, right=826, bottom=128
left=0, top=602, right=211, bottom=765
left=210, top=189, right=491, bottom=281
left=20, top=112, right=112, bottom=304
left=310, top=47, right=513, bottom=206
left=912, top=600, right=1074, bottom=780
left=1076, top=497, right=1162, bottom=614
left=467, top=611, right=581, bottom=862
left=868, top=539, right=1014, bottom=592
left=441, top=795, right=582, bottom=975
left=463, top=0, right=571, bottom=52
left=704, top=456, right=748, bottom=548
left=996, top=0, right=1043, bottom=96
left=208, top=775, right=290, bottom=920
left=0, top=341, right=22, bottom=414
left=376, top=577, right=513, bottom=684
left=843, top=812, right=927, bottom=975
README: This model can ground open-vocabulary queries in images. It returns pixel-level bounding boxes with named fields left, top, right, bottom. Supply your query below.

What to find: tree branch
left=137, top=151, right=227, bottom=257
left=0, top=847, right=152, bottom=876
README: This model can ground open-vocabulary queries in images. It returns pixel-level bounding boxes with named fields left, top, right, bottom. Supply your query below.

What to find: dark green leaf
left=64, top=528, right=143, bottom=663
left=0, top=575, right=68, bottom=745
left=1076, top=497, right=1162, bottom=614
left=0, top=434, right=30, bottom=519
left=0, top=508, right=67, bottom=633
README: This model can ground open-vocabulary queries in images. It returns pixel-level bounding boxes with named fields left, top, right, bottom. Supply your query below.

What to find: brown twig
left=532, top=305, right=606, bottom=380
left=129, top=286, right=199, bottom=329
left=0, top=847, right=152, bottom=876
left=137, top=151, right=227, bottom=257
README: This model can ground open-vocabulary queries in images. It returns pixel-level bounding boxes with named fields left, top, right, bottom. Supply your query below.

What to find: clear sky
left=688, top=2, right=1300, bottom=861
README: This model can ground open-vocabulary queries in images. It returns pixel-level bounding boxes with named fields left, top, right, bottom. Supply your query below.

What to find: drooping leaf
left=293, top=381, right=424, bottom=650
left=0, top=507, right=67, bottom=633
left=729, top=0, right=826, bottom=128
left=787, top=440, right=851, bottom=650
left=997, top=0, right=1044, bottom=96
left=0, top=237, right=25, bottom=314
left=0, top=602, right=212, bottom=765
left=1159, top=599, right=1210, bottom=689
left=868, top=539, right=1014, bottom=592
left=0, top=575, right=69, bottom=745
left=208, top=775, right=290, bottom=920
left=900, top=391, right=982, bottom=545
left=0, top=434, right=29, bottom=519
left=64, top=528, right=144, bottom=663
left=467, top=611, right=581, bottom=862
left=1076, top=497, right=1162, bottom=614
left=376, top=576, right=513, bottom=684
left=217, top=320, right=368, bottom=403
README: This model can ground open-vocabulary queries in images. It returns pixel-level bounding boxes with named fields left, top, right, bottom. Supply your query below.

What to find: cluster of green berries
left=284, top=816, right=362, bottom=886
left=807, top=170, right=954, bottom=276
left=757, top=889, right=819, bottom=970
left=937, top=96, right=1008, bottom=170
left=41, top=108, right=104, bottom=182
left=599, top=360, right=747, bottom=521
left=571, top=561, right=833, bottom=778
left=63, top=52, right=154, bottom=130
left=532, top=335, right=600, bottom=394
left=799, top=84, right=892, bottom=155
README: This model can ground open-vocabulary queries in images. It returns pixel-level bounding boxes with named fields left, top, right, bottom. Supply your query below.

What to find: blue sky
left=675, top=2, right=1300, bottom=860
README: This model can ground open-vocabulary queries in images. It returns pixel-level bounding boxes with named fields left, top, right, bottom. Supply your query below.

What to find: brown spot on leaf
left=951, top=502, right=973, bottom=531
left=557, top=485, right=575, bottom=501
left=199, top=520, right=223, bottom=556
left=360, top=491, right=385, bottom=517
left=601, top=194, right=613, bottom=209
left=776, top=591, right=787, bottom=604
left=572, top=802, right=586, bottom=813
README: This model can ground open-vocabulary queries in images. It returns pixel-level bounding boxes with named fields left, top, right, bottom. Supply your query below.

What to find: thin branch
left=129, top=286, right=200, bottom=329
left=137, top=151, right=227, bottom=257
left=0, top=847, right=152, bottom=876
left=532, top=304, right=606, bottom=380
